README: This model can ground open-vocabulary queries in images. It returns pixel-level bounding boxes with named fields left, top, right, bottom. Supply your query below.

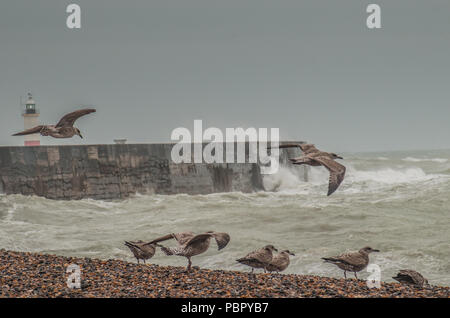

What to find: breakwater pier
left=0, top=142, right=306, bottom=200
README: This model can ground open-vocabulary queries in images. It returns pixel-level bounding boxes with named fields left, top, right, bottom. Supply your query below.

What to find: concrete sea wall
left=0, top=142, right=306, bottom=200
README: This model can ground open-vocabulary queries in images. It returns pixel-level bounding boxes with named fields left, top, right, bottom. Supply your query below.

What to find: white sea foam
left=264, top=164, right=445, bottom=196
left=346, top=167, right=435, bottom=184
left=402, top=157, right=448, bottom=163
left=5, top=203, right=18, bottom=222
left=1, top=150, right=449, bottom=286
left=263, top=167, right=305, bottom=192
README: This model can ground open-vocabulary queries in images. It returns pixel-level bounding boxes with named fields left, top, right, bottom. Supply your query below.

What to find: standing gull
left=12, top=108, right=96, bottom=139
left=124, top=240, right=156, bottom=264
left=266, top=250, right=295, bottom=273
left=392, top=270, right=429, bottom=288
left=322, top=246, right=380, bottom=279
left=269, top=143, right=346, bottom=196
left=236, top=245, right=278, bottom=273
left=147, top=231, right=230, bottom=271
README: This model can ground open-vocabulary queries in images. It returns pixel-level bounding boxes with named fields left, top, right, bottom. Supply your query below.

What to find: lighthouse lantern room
left=22, top=93, right=40, bottom=146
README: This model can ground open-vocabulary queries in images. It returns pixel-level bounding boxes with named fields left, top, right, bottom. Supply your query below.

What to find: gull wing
left=269, top=143, right=302, bottom=149
left=147, top=232, right=195, bottom=246
left=238, top=247, right=271, bottom=264
left=184, top=233, right=213, bottom=249
left=126, top=240, right=155, bottom=250
left=299, top=143, right=320, bottom=154
left=333, top=252, right=366, bottom=267
left=12, top=125, right=44, bottom=136
left=173, top=232, right=196, bottom=245
left=289, top=157, right=315, bottom=165
left=55, top=108, right=96, bottom=127
left=181, top=232, right=229, bottom=250
left=211, top=232, right=230, bottom=250
left=146, top=233, right=175, bottom=245
left=262, top=143, right=320, bottom=155
left=312, top=156, right=346, bottom=196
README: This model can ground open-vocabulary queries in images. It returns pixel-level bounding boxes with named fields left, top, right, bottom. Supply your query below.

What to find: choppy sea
left=1, top=149, right=449, bottom=285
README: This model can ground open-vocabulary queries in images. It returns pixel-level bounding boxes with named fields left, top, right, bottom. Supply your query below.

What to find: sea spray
left=0, top=149, right=449, bottom=286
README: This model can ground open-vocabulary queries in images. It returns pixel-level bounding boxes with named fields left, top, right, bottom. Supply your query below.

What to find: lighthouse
left=22, top=93, right=40, bottom=146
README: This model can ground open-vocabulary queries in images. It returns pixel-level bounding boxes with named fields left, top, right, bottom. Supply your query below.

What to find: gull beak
left=337, top=156, right=343, bottom=159
left=373, top=249, right=380, bottom=252
left=79, top=134, right=83, bottom=139
left=290, top=252, right=295, bottom=256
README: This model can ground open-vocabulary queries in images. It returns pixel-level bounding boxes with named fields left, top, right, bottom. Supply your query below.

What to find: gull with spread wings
left=147, top=231, right=230, bottom=271
left=270, top=143, right=346, bottom=196
left=12, top=108, right=96, bottom=139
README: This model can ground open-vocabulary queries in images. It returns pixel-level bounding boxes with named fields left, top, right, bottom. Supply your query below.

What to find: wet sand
left=0, top=250, right=448, bottom=298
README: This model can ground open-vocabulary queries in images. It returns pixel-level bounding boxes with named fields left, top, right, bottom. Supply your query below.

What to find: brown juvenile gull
left=266, top=250, right=295, bottom=273
left=13, top=108, right=96, bottom=139
left=269, top=143, right=346, bottom=196
left=236, top=245, right=278, bottom=273
left=124, top=240, right=156, bottom=264
left=147, top=231, right=230, bottom=271
left=392, top=269, right=429, bottom=288
left=322, top=246, right=380, bottom=279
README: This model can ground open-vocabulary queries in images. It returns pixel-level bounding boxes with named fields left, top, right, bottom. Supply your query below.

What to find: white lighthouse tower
left=22, top=93, right=40, bottom=146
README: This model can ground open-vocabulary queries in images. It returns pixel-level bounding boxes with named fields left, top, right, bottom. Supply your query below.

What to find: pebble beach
left=0, top=250, right=448, bottom=298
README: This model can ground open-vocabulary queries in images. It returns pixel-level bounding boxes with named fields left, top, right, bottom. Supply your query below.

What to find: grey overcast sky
left=0, top=0, right=449, bottom=152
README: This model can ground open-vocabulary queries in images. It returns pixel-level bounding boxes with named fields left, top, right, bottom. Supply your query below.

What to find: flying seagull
left=13, top=108, right=96, bottom=139
left=269, top=143, right=346, bottom=196
left=322, top=246, right=380, bottom=279
left=147, top=231, right=230, bottom=271
left=266, top=250, right=295, bottom=273
left=392, top=269, right=429, bottom=288
left=236, top=245, right=278, bottom=273
left=124, top=240, right=156, bottom=264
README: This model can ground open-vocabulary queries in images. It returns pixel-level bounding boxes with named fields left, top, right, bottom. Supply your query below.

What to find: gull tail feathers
left=322, top=257, right=340, bottom=263
left=159, top=246, right=175, bottom=256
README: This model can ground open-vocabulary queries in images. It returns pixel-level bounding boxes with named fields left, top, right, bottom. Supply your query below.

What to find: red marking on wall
left=24, top=140, right=40, bottom=146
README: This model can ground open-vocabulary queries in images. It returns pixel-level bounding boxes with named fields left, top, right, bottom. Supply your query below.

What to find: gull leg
left=344, top=271, right=347, bottom=279
left=187, top=258, right=192, bottom=271
left=354, top=272, right=358, bottom=279
left=137, top=258, right=139, bottom=264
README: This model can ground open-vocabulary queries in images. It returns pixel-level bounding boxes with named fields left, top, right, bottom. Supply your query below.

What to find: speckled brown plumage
left=266, top=250, right=295, bottom=273
left=1, top=250, right=449, bottom=298
left=12, top=108, right=95, bottom=139
left=148, top=231, right=230, bottom=271
left=124, top=240, right=156, bottom=264
left=393, top=270, right=429, bottom=288
left=237, top=245, right=278, bottom=273
left=322, top=246, right=380, bottom=279
left=271, top=143, right=346, bottom=196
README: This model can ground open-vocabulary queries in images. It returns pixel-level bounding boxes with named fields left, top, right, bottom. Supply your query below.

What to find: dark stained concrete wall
left=0, top=142, right=305, bottom=200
